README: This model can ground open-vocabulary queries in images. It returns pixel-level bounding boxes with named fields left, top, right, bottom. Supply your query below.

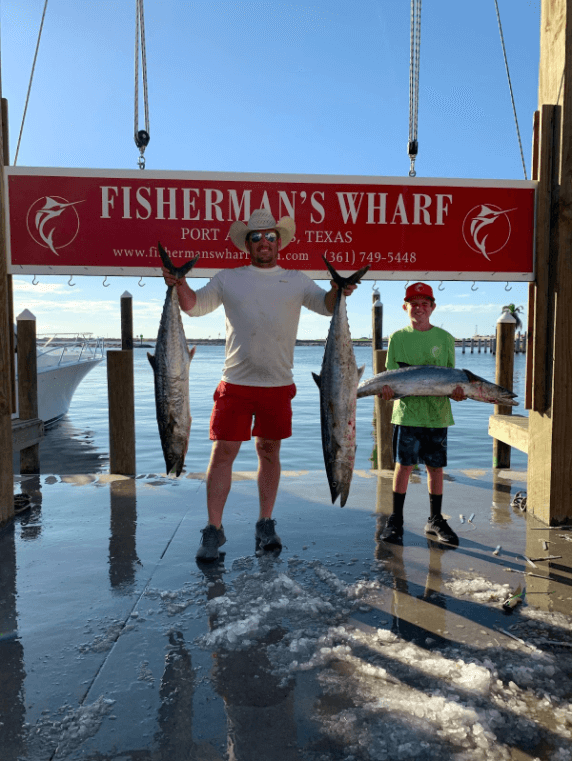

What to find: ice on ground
left=25, top=695, right=115, bottom=760
left=445, top=572, right=512, bottom=604
left=143, top=555, right=571, bottom=761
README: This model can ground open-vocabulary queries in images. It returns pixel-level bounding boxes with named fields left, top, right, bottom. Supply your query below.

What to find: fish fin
left=321, top=256, right=370, bottom=289
left=158, top=241, right=199, bottom=279
left=397, top=361, right=411, bottom=368
left=312, top=372, right=321, bottom=388
left=357, top=364, right=365, bottom=380
left=462, top=368, right=490, bottom=384
left=188, top=345, right=197, bottom=362
left=147, top=352, right=156, bottom=370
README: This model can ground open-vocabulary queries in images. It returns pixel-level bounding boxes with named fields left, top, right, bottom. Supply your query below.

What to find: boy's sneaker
left=196, top=524, right=226, bottom=561
left=379, top=514, right=404, bottom=544
left=424, top=515, right=459, bottom=545
left=255, top=518, right=282, bottom=551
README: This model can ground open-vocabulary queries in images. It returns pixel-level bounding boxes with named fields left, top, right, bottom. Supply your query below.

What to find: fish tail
left=322, top=255, right=370, bottom=289
left=158, top=242, right=199, bottom=279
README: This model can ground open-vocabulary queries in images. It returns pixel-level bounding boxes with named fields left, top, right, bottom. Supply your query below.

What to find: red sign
left=5, top=167, right=536, bottom=280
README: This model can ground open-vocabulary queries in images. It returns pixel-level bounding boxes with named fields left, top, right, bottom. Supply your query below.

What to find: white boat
left=14, top=333, right=105, bottom=429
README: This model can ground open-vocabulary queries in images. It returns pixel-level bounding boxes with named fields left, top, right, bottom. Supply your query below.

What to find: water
left=30, top=344, right=528, bottom=475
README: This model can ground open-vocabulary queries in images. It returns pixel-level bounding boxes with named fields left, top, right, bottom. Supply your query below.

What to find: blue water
left=39, top=344, right=528, bottom=475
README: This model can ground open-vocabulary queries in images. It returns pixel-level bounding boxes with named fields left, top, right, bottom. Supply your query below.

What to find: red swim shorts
left=209, top=382, right=297, bottom=441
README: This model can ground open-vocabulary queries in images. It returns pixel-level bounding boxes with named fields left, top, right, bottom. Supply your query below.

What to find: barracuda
left=148, top=243, right=198, bottom=476
left=313, top=257, right=369, bottom=507
left=356, top=364, right=518, bottom=406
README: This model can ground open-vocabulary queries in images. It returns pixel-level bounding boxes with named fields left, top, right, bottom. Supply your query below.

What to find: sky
left=2, top=0, right=539, bottom=339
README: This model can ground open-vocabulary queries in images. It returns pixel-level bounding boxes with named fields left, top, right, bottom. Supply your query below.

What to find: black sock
left=392, top=492, right=406, bottom=521
left=429, top=493, right=443, bottom=518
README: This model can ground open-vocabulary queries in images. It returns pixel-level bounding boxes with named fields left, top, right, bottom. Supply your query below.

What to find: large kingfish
left=357, top=363, right=518, bottom=406
left=313, top=257, right=370, bottom=506
left=148, top=243, right=198, bottom=476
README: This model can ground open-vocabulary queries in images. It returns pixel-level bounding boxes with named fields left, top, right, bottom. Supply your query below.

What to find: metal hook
left=505, top=281, right=512, bottom=291
left=68, top=275, right=75, bottom=287
left=103, top=276, right=110, bottom=287
left=372, top=280, right=378, bottom=291
left=438, top=281, right=445, bottom=291
left=138, top=276, right=145, bottom=287
left=471, top=281, right=478, bottom=291
left=404, top=280, right=410, bottom=291
left=32, top=274, right=39, bottom=285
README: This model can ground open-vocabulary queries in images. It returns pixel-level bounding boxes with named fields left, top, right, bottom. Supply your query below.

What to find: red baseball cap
left=404, top=282, right=434, bottom=302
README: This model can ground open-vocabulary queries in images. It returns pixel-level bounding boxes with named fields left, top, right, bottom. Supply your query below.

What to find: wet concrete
left=1, top=468, right=571, bottom=761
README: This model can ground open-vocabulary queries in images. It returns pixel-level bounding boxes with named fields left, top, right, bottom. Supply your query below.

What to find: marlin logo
left=27, top=196, right=84, bottom=255
left=462, top=204, right=516, bottom=260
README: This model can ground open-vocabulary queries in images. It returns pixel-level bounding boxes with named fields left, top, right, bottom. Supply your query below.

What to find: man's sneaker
left=379, top=513, right=404, bottom=544
left=255, top=518, right=282, bottom=551
left=196, top=524, right=226, bottom=561
left=424, top=515, right=459, bottom=545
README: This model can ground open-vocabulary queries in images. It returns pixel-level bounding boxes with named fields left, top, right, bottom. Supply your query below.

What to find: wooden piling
left=17, top=310, right=40, bottom=474
left=107, top=351, right=136, bottom=476
left=0, top=92, right=14, bottom=522
left=493, top=311, right=516, bottom=469
left=461, top=338, right=465, bottom=354
left=121, top=291, right=133, bottom=351
left=371, top=291, right=393, bottom=470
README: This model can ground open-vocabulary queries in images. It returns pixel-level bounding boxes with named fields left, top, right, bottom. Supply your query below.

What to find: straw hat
left=229, top=209, right=296, bottom=253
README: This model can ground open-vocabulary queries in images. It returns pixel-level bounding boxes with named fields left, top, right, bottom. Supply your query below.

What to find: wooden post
left=373, top=349, right=394, bottom=470
left=461, top=338, right=465, bottom=354
left=107, top=351, right=136, bottom=476
left=121, top=291, right=133, bottom=351
left=493, top=311, right=516, bottom=469
left=371, top=290, right=393, bottom=470
left=0, top=90, right=14, bottom=522
left=526, top=0, right=572, bottom=525
left=17, top=310, right=40, bottom=474
left=2, top=99, right=15, bottom=415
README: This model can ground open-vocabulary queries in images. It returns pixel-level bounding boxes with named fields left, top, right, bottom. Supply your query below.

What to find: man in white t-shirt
left=162, top=209, right=359, bottom=561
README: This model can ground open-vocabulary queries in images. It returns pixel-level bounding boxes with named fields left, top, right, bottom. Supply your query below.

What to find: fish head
left=163, top=431, right=190, bottom=477
left=328, top=461, right=353, bottom=507
left=165, top=450, right=186, bottom=478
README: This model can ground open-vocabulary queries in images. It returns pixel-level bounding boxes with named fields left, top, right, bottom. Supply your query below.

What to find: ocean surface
left=26, top=344, right=528, bottom=477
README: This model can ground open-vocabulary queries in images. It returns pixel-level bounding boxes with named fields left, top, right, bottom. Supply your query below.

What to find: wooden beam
left=531, top=104, right=555, bottom=412
left=488, top=415, right=529, bottom=454
left=0, top=90, right=14, bottom=523
left=524, top=111, right=539, bottom=411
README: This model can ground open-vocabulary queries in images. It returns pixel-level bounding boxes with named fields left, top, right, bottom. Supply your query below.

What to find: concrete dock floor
left=1, top=467, right=571, bottom=761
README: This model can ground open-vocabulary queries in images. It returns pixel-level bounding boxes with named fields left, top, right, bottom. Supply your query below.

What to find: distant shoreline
left=68, top=336, right=502, bottom=348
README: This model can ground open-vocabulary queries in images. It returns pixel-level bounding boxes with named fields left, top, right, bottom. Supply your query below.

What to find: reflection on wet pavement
left=0, top=469, right=570, bottom=760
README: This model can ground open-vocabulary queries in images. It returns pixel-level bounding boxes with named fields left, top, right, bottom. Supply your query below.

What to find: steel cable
left=494, top=0, right=528, bottom=180
left=408, top=0, right=422, bottom=177
left=14, top=0, right=49, bottom=165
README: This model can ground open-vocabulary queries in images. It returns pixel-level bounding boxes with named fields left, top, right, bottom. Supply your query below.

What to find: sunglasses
left=248, top=231, right=278, bottom=243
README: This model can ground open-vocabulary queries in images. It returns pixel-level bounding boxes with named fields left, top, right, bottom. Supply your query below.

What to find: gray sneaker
left=424, top=515, right=459, bottom=545
left=196, top=524, right=226, bottom=561
left=255, top=518, right=282, bottom=551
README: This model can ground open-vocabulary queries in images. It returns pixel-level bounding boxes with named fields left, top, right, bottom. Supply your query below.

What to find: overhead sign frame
left=5, top=167, right=536, bottom=280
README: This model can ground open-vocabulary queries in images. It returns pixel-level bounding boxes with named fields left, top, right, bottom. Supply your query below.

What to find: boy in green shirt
left=379, top=282, right=466, bottom=545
